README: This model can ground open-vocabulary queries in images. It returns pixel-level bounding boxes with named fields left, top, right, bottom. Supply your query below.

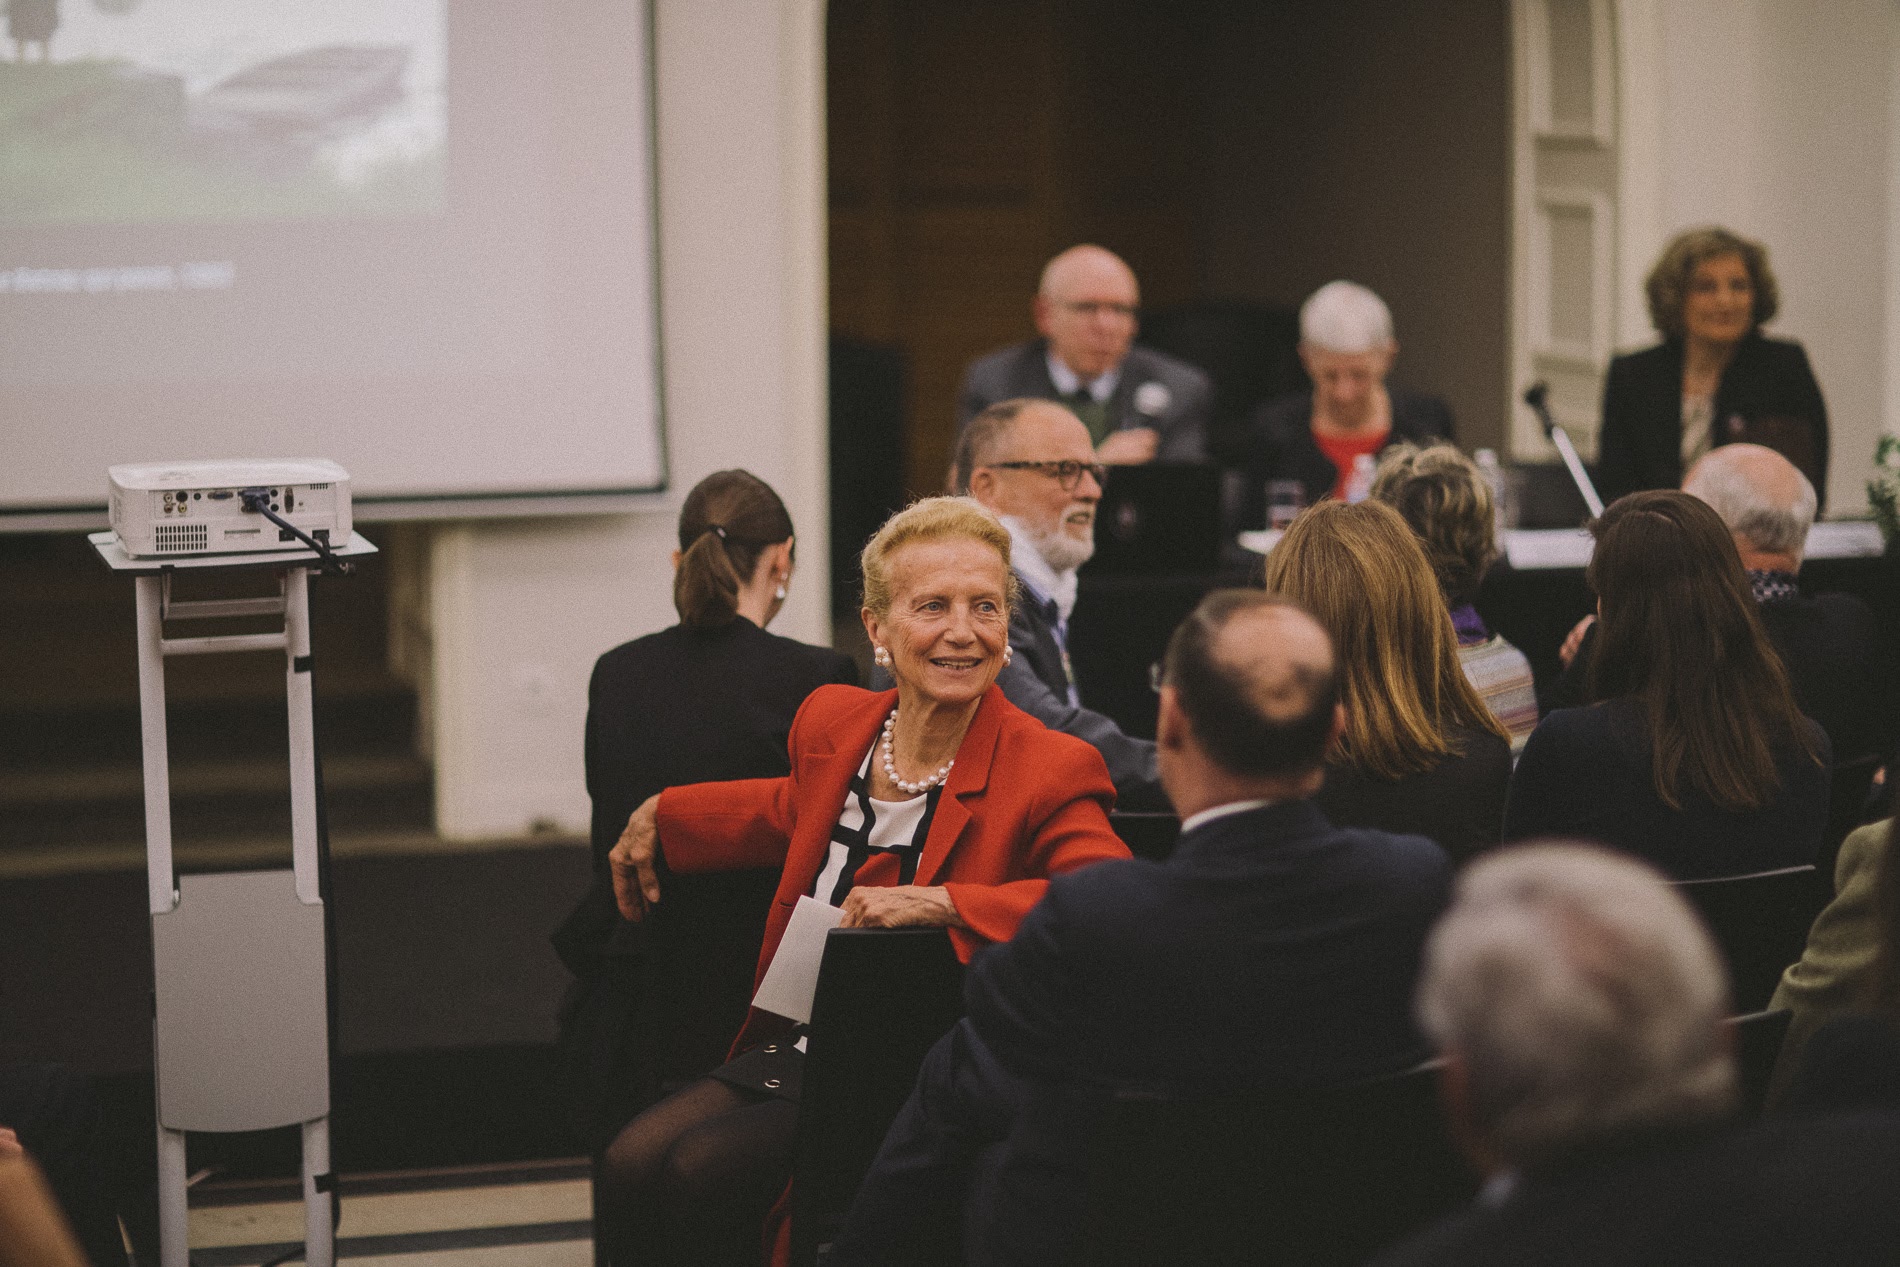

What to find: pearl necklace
left=880, top=709, right=954, bottom=795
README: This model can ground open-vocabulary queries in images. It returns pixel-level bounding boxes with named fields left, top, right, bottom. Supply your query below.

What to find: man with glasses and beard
left=951, top=398, right=1161, bottom=805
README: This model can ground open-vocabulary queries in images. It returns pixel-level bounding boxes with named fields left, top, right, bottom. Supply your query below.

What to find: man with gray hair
left=1561, top=442, right=1888, bottom=757
left=957, top=244, right=1210, bottom=466
left=1376, top=843, right=1900, bottom=1266
left=1243, top=280, right=1453, bottom=518
left=944, top=396, right=1162, bottom=805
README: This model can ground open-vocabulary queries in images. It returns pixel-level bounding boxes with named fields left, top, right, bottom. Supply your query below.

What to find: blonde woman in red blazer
left=598, top=496, right=1128, bottom=1267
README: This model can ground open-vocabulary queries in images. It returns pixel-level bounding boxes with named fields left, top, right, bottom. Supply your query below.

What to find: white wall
left=1617, top=0, right=1900, bottom=513
left=428, top=0, right=831, bottom=840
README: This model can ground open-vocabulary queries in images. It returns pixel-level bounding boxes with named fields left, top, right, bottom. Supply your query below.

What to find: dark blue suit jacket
left=970, top=799, right=1450, bottom=1096
left=834, top=800, right=1451, bottom=1267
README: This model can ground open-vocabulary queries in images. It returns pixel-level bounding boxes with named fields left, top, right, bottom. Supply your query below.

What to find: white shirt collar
left=1001, top=515, right=1078, bottom=621
left=1045, top=349, right=1120, bottom=403
left=1180, top=798, right=1277, bottom=835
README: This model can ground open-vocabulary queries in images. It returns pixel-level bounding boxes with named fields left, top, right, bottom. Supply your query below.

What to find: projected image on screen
left=1, top=0, right=662, bottom=516
left=0, top=0, right=443, bottom=226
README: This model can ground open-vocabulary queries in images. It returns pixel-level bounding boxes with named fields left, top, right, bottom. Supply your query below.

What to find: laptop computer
left=1085, top=464, right=1223, bottom=576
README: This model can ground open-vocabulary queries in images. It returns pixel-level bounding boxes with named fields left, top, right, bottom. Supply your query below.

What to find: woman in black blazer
left=1504, top=492, right=1829, bottom=879
left=560, top=470, right=856, bottom=1148
left=1597, top=226, right=1828, bottom=507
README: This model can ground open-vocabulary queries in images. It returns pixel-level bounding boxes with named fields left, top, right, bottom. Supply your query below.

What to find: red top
left=1314, top=428, right=1391, bottom=500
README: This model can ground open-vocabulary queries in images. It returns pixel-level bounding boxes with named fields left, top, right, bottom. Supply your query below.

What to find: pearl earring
left=774, top=579, right=788, bottom=601
left=873, top=646, right=891, bottom=667
left=1002, top=644, right=1013, bottom=666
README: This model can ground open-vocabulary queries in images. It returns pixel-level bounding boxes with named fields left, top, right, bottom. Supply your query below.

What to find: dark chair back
left=789, top=928, right=965, bottom=1267
left=1084, top=1062, right=1477, bottom=1266
left=1820, top=753, right=1884, bottom=891
left=1729, top=1008, right=1794, bottom=1120
left=1673, top=866, right=1822, bottom=1013
left=1109, top=812, right=1180, bottom=861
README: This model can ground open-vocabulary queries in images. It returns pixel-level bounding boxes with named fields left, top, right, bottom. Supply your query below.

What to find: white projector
left=109, top=459, right=353, bottom=558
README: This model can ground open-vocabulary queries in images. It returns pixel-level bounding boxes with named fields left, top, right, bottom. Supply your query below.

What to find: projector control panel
left=109, top=459, right=353, bottom=558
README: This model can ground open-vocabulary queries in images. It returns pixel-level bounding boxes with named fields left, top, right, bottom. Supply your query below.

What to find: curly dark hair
left=1644, top=226, right=1780, bottom=341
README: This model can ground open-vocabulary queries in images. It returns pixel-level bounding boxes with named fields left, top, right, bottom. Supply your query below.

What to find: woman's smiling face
left=866, top=535, right=1011, bottom=708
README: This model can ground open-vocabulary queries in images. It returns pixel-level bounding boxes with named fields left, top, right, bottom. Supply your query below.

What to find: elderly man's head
left=1154, top=591, right=1340, bottom=798
left=1034, top=245, right=1140, bottom=381
left=1682, top=443, right=1816, bottom=570
left=1299, top=281, right=1398, bottom=431
left=956, top=399, right=1103, bottom=573
left=1419, top=844, right=1736, bottom=1176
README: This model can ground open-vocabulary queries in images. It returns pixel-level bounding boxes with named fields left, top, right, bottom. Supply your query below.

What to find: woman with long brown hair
left=1263, top=498, right=1512, bottom=859
left=1504, top=490, right=1830, bottom=877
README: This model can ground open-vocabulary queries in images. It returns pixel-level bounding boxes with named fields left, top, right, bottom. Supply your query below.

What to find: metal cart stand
left=90, top=530, right=378, bottom=1267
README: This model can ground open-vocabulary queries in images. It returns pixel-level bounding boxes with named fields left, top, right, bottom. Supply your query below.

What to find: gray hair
left=1300, top=281, right=1393, bottom=354
left=1417, top=843, right=1737, bottom=1171
left=1682, top=444, right=1816, bottom=557
left=952, top=398, right=1038, bottom=495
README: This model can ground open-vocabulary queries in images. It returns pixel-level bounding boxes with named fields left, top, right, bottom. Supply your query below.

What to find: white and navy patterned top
left=809, top=743, right=943, bottom=906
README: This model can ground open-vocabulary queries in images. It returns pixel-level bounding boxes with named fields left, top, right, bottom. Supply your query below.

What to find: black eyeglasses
left=1056, top=300, right=1138, bottom=320
left=986, top=460, right=1109, bottom=492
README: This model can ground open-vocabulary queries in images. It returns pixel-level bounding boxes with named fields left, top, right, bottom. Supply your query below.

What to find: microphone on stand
left=1523, top=382, right=1606, bottom=519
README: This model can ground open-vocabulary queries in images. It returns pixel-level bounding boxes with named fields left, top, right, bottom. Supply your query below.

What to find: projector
left=109, top=459, right=353, bottom=558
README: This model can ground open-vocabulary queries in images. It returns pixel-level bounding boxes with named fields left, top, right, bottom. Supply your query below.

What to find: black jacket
left=833, top=801, right=1451, bottom=1266
left=1596, top=332, right=1829, bottom=508
left=1315, top=723, right=1513, bottom=862
left=1373, top=1111, right=1900, bottom=1267
left=1241, top=388, right=1453, bottom=524
left=1503, top=696, right=1831, bottom=879
left=1552, top=591, right=1891, bottom=763
left=583, top=619, right=858, bottom=869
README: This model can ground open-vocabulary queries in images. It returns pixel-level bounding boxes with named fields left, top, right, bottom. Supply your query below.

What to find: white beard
left=1034, top=522, right=1095, bottom=573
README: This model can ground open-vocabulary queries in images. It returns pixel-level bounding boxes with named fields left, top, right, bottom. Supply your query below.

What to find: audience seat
left=789, top=928, right=965, bottom=1267
left=1083, top=1061, right=1477, bottom=1266
left=1108, top=812, right=1180, bottom=862
left=1673, top=866, right=1822, bottom=1013
left=1729, top=1008, right=1794, bottom=1120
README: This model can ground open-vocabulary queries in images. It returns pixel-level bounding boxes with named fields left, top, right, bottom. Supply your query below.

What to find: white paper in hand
left=751, top=896, right=845, bottom=1024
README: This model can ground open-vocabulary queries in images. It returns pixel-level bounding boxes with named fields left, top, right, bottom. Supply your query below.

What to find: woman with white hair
left=1243, top=280, right=1453, bottom=518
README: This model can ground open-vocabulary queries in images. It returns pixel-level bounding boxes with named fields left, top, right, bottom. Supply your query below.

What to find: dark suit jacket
left=584, top=619, right=857, bottom=869
left=1596, top=333, right=1829, bottom=507
left=1373, top=1112, right=1900, bottom=1267
left=996, top=577, right=1161, bottom=806
left=830, top=802, right=1450, bottom=1266
left=657, top=683, right=1129, bottom=1055
left=1315, top=723, right=1512, bottom=862
left=1758, top=592, right=1892, bottom=762
left=1240, top=388, right=1454, bottom=524
left=957, top=340, right=1211, bottom=463
left=1503, top=696, right=1831, bottom=879
left=1551, top=590, right=1890, bottom=762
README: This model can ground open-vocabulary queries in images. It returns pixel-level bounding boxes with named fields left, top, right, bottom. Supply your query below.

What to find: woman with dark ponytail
left=561, top=471, right=857, bottom=1153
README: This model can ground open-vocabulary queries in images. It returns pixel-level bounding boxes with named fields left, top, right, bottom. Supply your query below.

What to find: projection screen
left=0, top=0, right=662, bottom=524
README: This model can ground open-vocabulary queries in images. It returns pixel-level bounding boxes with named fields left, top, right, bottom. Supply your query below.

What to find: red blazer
left=656, top=681, right=1128, bottom=1053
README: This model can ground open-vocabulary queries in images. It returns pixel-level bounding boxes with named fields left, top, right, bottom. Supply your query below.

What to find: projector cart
left=91, top=530, right=377, bottom=1267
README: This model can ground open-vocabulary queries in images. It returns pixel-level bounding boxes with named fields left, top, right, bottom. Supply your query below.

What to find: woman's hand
left=608, top=795, right=664, bottom=920
left=839, top=885, right=966, bottom=930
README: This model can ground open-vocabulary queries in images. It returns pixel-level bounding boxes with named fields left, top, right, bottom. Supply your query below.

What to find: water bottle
left=1474, top=447, right=1515, bottom=536
left=1344, top=452, right=1376, bottom=504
